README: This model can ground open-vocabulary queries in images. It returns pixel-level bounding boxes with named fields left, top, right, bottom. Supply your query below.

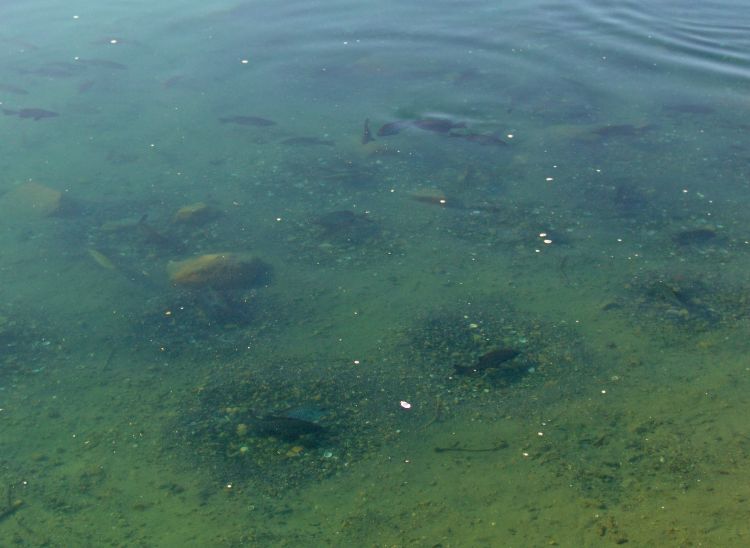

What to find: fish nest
left=611, top=269, right=749, bottom=338
left=399, top=295, right=591, bottom=412
left=169, top=354, right=412, bottom=494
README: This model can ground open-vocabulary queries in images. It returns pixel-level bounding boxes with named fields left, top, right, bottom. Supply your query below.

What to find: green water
left=2, top=0, right=750, bottom=545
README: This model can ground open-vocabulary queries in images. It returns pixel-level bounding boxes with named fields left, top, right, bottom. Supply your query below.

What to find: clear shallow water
left=2, top=0, right=750, bottom=545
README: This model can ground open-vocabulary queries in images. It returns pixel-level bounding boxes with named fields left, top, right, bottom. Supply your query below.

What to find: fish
left=3, top=108, right=59, bottom=120
left=253, top=415, right=325, bottom=440
left=662, top=103, right=714, bottom=115
left=412, top=117, right=466, bottom=133
left=219, top=115, right=276, bottom=126
left=452, top=132, right=508, bottom=146
left=19, top=61, right=83, bottom=78
left=77, top=80, right=96, bottom=93
left=453, top=348, right=520, bottom=375
left=377, top=118, right=467, bottom=136
left=0, top=83, right=29, bottom=95
left=281, top=136, right=335, bottom=146
left=77, top=58, right=127, bottom=70
left=87, top=248, right=116, bottom=270
left=377, top=120, right=412, bottom=136
left=361, top=118, right=374, bottom=144
left=592, top=124, right=653, bottom=138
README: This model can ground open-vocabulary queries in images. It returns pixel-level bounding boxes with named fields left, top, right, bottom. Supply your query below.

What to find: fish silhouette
left=3, top=108, right=59, bottom=120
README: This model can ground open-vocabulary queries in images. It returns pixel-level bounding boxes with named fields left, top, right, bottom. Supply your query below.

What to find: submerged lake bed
left=2, top=0, right=750, bottom=545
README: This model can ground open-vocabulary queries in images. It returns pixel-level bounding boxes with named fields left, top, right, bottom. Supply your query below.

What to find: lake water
left=2, top=0, right=750, bottom=545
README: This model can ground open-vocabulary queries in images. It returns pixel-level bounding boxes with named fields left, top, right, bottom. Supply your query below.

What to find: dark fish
left=674, top=227, right=717, bottom=246
left=78, top=58, right=127, bottom=70
left=219, top=115, right=276, bottom=126
left=453, top=132, right=508, bottom=146
left=77, top=79, right=96, bottom=93
left=377, top=120, right=412, bottom=136
left=162, top=75, right=186, bottom=89
left=281, top=405, right=327, bottom=423
left=592, top=124, right=652, bottom=138
left=136, top=214, right=178, bottom=248
left=254, top=415, right=325, bottom=440
left=281, top=136, right=335, bottom=146
left=0, top=83, right=29, bottom=95
left=20, top=61, right=83, bottom=78
left=361, top=118, right=374, bottom=144
left=3, top=108, right=59, bottom=120
left=412, top=118, right=467, bottom=133
left=453, top=347, right=520, bottom=375
left=662, top=103, right=715, bottom=115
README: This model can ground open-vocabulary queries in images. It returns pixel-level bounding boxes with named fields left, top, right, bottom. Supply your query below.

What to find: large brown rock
left=167, top=253, right=270, bottom=289
left=1, top=181, right=67, bottom=217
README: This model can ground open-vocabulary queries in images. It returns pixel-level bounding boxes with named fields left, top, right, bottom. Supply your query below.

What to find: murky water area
left=2, top=0, right=750, bottom=545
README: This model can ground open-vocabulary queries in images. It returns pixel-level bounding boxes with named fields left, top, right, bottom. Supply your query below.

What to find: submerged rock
left=167, top=253, right=271, bottom=289
left=1, top=181, right=71, bottom=217
left=173, top=202, right=220, bottom=225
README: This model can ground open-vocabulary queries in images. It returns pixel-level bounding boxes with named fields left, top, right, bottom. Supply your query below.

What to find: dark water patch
left=312, top=210, right=380, bottom=244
